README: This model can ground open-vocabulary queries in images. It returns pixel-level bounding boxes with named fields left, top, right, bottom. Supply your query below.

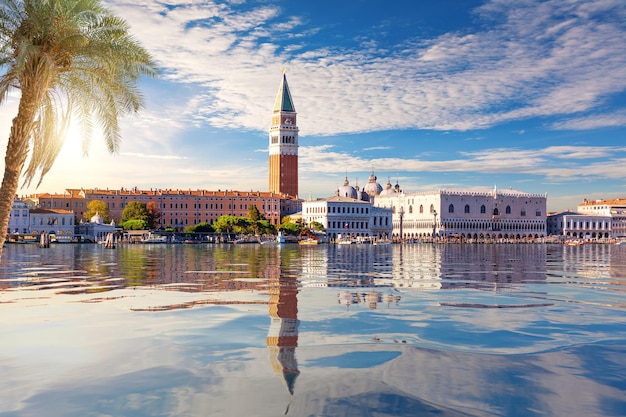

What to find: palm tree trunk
left=0, top=88, right=40, bottom=257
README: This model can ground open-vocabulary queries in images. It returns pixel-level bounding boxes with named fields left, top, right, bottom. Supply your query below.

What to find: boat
left=141, top=233, right=168, bottom=244
left=298, top=229, right=319, bottom=245
left=233, top=235, right=260, bottom=244
left=261, top=231, right=286, bottom=245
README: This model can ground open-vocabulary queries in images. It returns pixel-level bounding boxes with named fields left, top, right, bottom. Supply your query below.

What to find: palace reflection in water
left=0, top=243, right=625, bottom=417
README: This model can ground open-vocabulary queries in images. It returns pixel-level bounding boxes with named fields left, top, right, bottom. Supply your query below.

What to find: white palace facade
left=374, top=184, right=547, bottom=241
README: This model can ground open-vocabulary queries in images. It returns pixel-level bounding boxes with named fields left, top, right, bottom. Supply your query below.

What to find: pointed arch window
left=464, top=204, right=470, bottom=214
left=480, top=205, right=486, bottom=214
left=409, top=205, right=413, bottom=214
left=493, top=208, right=500, bottom=216
left=506, top=205, right=511, bottom=214
left=420, top=205, right=424, bottom=214
left=448, top=204, right=454, bottom=213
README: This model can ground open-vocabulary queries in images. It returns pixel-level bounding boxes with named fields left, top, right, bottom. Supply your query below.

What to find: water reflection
left=1, top=243, right=625, bottom=416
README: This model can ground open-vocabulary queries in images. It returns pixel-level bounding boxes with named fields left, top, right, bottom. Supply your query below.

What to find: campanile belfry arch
left=268, top=71, right=299, bottom=197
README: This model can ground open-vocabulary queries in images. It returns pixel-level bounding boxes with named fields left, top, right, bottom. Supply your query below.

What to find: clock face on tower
left=284, top=117, right=292, bottom=125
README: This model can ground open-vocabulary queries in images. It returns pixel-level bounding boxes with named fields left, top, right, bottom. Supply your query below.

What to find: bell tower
left=269, top=71, right=298, bottom=197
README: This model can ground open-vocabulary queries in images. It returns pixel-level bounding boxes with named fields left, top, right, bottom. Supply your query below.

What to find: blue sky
left=1, top=0, right=626, bottom=212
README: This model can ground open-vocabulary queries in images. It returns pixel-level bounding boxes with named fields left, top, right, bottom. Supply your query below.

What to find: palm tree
left=0, top=0, right=157, bottom=256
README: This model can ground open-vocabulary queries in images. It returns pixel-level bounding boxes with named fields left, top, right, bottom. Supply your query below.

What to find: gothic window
left=419, top=205, right=423, bottom=213
left=493, top=208, right=500, bottom=216
left=536, top=209, right=542, bottom=216
left=480, top=205, right=486, bottom=214
left=521, top=209, right=526, bottom=216
left=430, top=204, right=435, bottom=213
left=448, top=204, right=454, bottom=213
left=464, top=204, right=470, bottom=214
left=506, top=205, right=511, bottom=214
left=409, top=205, right=413, bottom=214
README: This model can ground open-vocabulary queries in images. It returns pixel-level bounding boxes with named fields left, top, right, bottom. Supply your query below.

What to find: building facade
left=375, top=186, right=548, bottom=240
left=268, top=71, right=299, bottom=197
left=577, top=198, right=626, bottom=238
left=29, top=208, right=75, bottom=237
left=8, top=198, right=31, bottom=234
left=31, top=188, right=293, bottom=231
left=301, top=178, right=393, bottom=241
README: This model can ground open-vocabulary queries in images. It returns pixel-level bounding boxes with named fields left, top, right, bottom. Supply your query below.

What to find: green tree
left=184, top=222, right=214, bottom=233
left=213, top=215, right=239, bottom=234
left=279, top=222, right=302, bottom=236
left=121, top=219, right=147, bottom=230
left=310, top=221, right=326, bottom=232
left=83, top=200, right=110, bottom=223
left=247, top=204, right=264, bottom=222
left=121, top=201, right=149, bottom=224
left=0, top=0, right=157, bottom=257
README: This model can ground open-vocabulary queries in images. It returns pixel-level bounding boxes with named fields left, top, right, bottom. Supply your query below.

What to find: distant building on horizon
left=547, top=198, right=626, bottom=239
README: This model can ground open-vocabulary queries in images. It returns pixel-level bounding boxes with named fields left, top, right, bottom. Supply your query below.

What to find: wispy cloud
left=107, top=0, right=626, bottom=137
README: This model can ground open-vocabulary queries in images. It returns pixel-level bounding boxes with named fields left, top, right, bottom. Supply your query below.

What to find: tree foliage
left=146, top=201, right=161, bottom=229
left=184, top=222, right=214, bottom=233
left=310, top=221, right=326, bottom=232
left=0, top=0, right=157, bottom=256
left=121, top=201, right=149, bottom=224
left=121, top=219, right=147, bottom=230
left=83, top=200, right=110, bottom=223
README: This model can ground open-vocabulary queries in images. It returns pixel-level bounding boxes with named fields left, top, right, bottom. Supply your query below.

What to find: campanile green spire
left=273, top=70, right=296, bottom=113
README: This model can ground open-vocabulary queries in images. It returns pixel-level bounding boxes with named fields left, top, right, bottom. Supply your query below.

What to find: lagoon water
left=0, top=242, right=625, bottom=417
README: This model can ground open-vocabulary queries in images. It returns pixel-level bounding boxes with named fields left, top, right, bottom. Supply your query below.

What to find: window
left=480, top=205, right=486, bottom=214
left=409, top=205, right=413, bottom=214
left=419, top=205, right=423, bottom=214
left=464, top=204, right=470, bottom=214
left=536, top=209, right=542, bottom=216
left=521, top=209, right=526, bottom=217
left=448, top=204, right=454, bottom=213
left=493, top=208, right=499, bottom=216
left=430, top=204, right=435, bottom=213
left=506, top=205, right=511, bottom=214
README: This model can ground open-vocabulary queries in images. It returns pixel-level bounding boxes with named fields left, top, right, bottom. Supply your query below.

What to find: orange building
left=30, top=188, right=300, bottom=230
left=269, top=71, right=299, bottom=197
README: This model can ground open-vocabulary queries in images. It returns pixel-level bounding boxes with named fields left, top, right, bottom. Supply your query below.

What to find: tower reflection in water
left=266, top=267, right=300, bottom=411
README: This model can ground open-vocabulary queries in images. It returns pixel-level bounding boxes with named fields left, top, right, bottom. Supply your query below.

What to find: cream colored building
left=374, top=185, right=547, bottom=240
left=577, top=198, right=626, bottom=238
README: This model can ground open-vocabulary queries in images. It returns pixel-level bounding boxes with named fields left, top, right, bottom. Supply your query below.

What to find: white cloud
left=104, top=0, right=626, bottom=137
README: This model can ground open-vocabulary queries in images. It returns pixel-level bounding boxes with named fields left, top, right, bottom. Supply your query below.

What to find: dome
left=379, top=179, right=396, bottom=197
left=363, top=170, right=383, bottom=196
left=90, top=212, right=103, bottom=224
left=337, top=177, right=357, bottom=199
left=355, top=185, right=370, bottom=202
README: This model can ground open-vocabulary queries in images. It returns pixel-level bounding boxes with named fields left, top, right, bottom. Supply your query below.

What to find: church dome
left=379, top=179, right=396, bottom=197
left=363, top=170, right=383, bottom=196
left=337, top=177, right=357, bottom=199
left=90, top=212, right=103, bottom=224
left=355, top=185, right=370, bottom=202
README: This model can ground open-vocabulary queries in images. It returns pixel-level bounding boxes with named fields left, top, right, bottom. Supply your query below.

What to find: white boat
left=141, top=233, right=168, bottom=244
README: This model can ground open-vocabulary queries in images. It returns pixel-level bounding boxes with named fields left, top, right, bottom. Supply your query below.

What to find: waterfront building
left=269, top=71, right=299, bottom=197
left=29, top=208, right=75, bottom=238
left=561, top=213, right=612, bottom=239
left=546, top=211, right=577, bottom=236
left=30, top=188, right=299, bottom=231
left=301, top=177, right=393, bottom=241
left=374, top=185, right=548, bottom=240
left=75, top=212, right=116, bottom=242
left=577, top=198, right=626, bottom=238
left=8, top=198, right=31, bottom=234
